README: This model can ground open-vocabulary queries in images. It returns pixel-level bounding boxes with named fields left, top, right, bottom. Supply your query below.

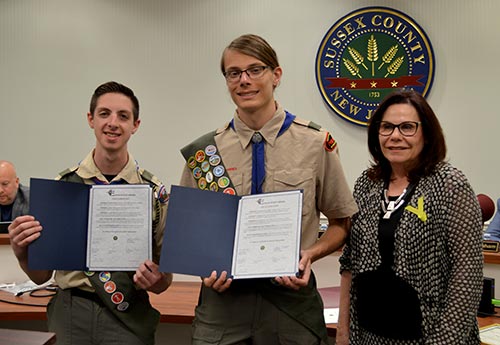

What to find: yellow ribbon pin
left=405, top=196, right=427, bottom=222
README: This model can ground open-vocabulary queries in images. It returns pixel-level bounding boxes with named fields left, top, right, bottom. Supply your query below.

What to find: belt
left=70, top=288, right=105, bottom=306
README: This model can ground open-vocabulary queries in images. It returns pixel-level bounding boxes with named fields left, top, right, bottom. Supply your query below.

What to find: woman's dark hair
left=367, top=89, right=447, bottom=182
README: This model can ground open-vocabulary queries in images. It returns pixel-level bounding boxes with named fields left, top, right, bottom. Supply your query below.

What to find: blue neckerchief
left=230, top=111, right=295, bottom=194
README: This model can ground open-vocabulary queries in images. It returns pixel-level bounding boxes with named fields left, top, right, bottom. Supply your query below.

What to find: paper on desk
left=480, top=323, right=500, bottom=345
left=324, top=308, right=339, bottom=324
left=0, top=280, right=53, bottom=295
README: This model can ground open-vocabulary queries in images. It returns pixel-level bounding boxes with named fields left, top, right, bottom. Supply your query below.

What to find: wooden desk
left=317, top=286, right=500, bottom=339
left=0, top=281, right=201, bottom=323
left=149, top=281, right=200, bottom=323
left=0, top=234, right=9, bottom=246
left=484, top=251, right=500, bottom=265
left=0, top=328, right=56, bottom=345
left=2, top=281, right=500, bottom=341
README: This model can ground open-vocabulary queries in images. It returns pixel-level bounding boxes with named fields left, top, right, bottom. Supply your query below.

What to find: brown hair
left=367, top=89, right=447, bottom=182
left=89, top=81, right=139, bottom=121
left=220, top=34, right=280, bottom=74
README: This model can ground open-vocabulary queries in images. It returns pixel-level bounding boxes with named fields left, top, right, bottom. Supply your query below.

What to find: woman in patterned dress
left=336, top=89, right=483, bottom=344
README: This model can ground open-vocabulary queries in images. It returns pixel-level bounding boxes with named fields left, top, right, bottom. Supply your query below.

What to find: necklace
left=381, top=188, right=407, bottom=219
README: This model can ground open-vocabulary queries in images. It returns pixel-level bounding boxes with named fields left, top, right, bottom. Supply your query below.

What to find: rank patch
left=324, top=132, right=337, bottom=152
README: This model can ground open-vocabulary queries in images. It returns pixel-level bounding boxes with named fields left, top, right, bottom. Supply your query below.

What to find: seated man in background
left=0, top=160, right=29, bottom=232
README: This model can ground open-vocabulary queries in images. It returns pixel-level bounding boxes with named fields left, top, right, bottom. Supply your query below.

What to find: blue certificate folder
left=159, top=185, right=240, bottom=278
left=159, top=185, right=302, bottom=279
left=28, top=178, right=91, bottom=270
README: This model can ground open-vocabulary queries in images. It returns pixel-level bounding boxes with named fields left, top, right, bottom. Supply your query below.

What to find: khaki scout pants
left=192, top=284, right=322, bottom=345
left=47, top=289, right=146, bottom=345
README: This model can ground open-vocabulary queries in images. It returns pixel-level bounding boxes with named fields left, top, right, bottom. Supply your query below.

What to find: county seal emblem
left=316, top=7, right=435, bottom=126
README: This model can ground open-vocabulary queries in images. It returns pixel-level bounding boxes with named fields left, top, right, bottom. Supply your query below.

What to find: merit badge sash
left=181, top=130, right=237, bottom=195
left=86, top=271, right=159, bottom=345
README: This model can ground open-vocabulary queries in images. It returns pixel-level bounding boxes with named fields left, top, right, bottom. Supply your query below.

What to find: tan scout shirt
left=180, top=104, right=358, bottom=250
left=55, top=150, right=167, bottom=291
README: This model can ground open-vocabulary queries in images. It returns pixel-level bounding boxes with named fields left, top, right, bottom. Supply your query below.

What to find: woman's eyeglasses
left=378, top=121, right=421, bottom=137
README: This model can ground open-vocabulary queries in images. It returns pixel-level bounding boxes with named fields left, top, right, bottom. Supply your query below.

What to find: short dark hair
left=220, top=34, right=280, bottom=74
left=367, top=89, right=447, bottom=182
left=89, top=81, right=139, bottom=121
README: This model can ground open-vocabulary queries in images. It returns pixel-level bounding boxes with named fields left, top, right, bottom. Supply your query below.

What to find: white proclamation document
left=87, top=184, right=152, bottom=271
left=231, top=190, right=302, bottom=279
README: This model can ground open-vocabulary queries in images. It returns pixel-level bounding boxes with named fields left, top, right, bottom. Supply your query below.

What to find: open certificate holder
left=28, top=178, right=152, bottom=271
left=160, top=185, right=302, bottom=279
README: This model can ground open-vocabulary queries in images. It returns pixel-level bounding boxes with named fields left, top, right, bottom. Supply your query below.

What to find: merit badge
left=205, top=145, right=217, bottom=156
left=315, top=7, right=435, bottom=126
left=193, top=167, right=202, bottom=179
left=117, top=301, right=129, bottom=312
left=195, top=150, right=206, bottom=162
left=111, top=292, right=124, bottom=304
left=201, top=161, right=210, bottom=172
left=157, top=184, right=169, bottom=204
left=84, top=271, right=95, bottom=277
left=218, top=177, right=230, bottom=189
left=213, top=165, right=225, bottom=178
left=323, top=132, right=337, bottom=152
left=223, top=187, right=236, bottom=195
left=187, top=157, right=197, bottom=169
left=104, top=281, right=117, bottom=294
left=206, top=171, right=214, bottom=183
left=99, top=272, right=111, bottom=283
left=209, top=154, right=221, bottom=166
left=198, top=177, right=207, bottom=190
left=209, top=182, right=219, bottom=192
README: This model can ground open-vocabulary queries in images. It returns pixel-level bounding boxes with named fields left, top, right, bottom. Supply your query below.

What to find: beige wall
left=0, top=0, right=499, bottom=200
left=1, top=0, right=499, bottom=344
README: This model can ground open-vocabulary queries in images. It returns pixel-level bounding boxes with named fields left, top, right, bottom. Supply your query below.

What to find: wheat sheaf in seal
left=316, top=7, right=435, bottom=126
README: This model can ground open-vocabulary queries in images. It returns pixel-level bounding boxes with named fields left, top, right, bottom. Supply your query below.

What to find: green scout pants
left=47, top=288, right=146, bottom=345
left=192, top=284, right=322, bottom=345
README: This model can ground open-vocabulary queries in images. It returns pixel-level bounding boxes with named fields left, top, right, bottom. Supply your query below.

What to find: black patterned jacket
left=340, top=162, right=483, bottom=344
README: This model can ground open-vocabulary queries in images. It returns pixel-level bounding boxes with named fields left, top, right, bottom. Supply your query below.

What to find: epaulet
left=215, top=122, right=231, bottom=135
left=140, top=169, right=169, bottom=205
left=293, top=117, right=322, bottom=131
left=307, top=121, right=322, bottom=131
left=58, top=166, right=78, bottom=177
left=57, top=166, right=80, bottom=181
left=139, top=169, right=162, bottom=187
left=293, top=118, right=337, bottom=152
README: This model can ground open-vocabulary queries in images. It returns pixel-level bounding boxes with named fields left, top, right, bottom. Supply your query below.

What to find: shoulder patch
left=156, top=184, right=169, bottom=204
left=324, top=132, right=337, bottom=152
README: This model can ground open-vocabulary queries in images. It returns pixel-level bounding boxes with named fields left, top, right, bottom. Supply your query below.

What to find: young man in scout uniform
left=180, top=34, right=358, bottom=345
left=8, top=81, right=172, bottom=345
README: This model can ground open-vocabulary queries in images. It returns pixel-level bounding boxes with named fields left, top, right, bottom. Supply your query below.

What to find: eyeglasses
left=223, top=66, right=270, bottom=83
left=378, top=121, right=421, bottom=137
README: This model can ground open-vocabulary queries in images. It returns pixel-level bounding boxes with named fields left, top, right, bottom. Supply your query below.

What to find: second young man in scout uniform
left=180, top=34, right=358, bottom=345
left=8, top=81, right=172, bottom=345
